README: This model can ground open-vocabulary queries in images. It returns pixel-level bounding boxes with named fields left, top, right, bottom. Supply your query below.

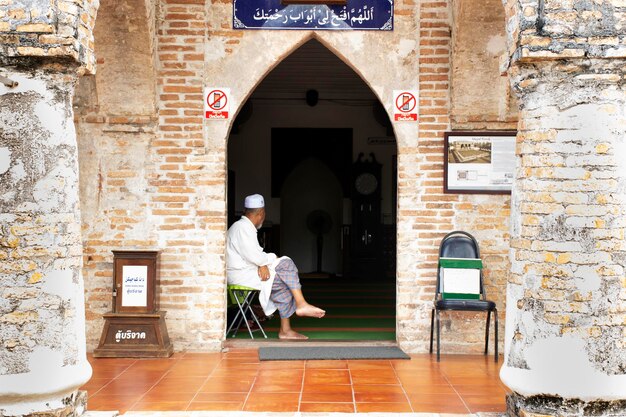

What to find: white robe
left=226, top=216, right=286, bottom=316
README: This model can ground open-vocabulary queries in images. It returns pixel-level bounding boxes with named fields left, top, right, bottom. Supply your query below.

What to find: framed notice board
left=113, top=251, right=159, bottom=314
left=444, top=131, right=517, bottom=194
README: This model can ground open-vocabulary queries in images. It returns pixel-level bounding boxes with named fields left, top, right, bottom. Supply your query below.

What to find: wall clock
left=355, top=172, right=378, bottom=196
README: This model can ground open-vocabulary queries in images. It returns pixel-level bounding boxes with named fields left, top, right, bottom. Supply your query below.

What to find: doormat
left=258, top=346, right=410, bottom=361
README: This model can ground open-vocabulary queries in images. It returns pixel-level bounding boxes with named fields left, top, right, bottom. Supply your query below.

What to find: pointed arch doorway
left=226, top=39, right=397, bottom=341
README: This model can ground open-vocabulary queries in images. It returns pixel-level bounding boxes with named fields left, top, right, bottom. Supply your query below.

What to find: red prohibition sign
left=395, top=92, right=416, bottom=113
left=207, top=90, right=228, bottom=111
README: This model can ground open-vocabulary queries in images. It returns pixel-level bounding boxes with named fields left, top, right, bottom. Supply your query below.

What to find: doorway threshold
left=223, top=339, right=399, bottom=348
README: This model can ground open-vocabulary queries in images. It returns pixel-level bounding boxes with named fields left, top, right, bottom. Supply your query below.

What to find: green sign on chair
left=439, top=257, right=482, bottom=300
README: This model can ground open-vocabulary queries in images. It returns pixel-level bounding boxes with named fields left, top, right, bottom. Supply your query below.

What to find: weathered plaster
left=0, top=147, right=10, bottom=175
left=451, top=0, right=517, bottom=129
left=0, top=73, right=79, bottom=212
left=91, top=0, right=156, bottom=116
left=503, top=337, right=626, bottom=399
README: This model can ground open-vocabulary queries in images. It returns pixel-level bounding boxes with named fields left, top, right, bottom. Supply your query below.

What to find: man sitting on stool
left=226, top=194, right=325, bottom=340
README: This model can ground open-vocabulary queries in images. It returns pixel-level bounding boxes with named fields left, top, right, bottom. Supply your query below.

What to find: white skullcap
left=244, top=194, right=265, bottom=209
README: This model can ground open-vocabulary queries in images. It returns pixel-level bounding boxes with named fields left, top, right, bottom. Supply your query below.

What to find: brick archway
left=210, top=31, right=420, bottom=347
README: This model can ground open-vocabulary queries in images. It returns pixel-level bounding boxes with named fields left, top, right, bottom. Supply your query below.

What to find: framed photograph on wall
left=444, top=131, right=517, bottom=194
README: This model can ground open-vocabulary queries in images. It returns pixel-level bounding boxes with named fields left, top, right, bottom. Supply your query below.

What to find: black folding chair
left=429, top=231, right=498, bottom=362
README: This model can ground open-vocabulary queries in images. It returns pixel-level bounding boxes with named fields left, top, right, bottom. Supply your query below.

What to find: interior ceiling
left=250, top=39, right=378, bottom=102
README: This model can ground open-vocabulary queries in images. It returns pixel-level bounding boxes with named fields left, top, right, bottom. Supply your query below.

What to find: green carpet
left=230, top=330, right=395, bottom=340
left=229, top=279, right=396, bottom=341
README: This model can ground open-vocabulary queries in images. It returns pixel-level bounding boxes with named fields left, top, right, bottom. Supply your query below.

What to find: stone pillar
left=1, top=0, right=99, bottom=415
left=501, top=1, right=626, bottom=416
left=0, top=68, right=91, bottom=417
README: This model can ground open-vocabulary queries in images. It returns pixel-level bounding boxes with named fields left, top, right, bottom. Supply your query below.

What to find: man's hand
left=258, top=265, right=270, bottom=281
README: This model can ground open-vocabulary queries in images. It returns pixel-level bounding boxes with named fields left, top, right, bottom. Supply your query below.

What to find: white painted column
left=501, top=61, right=626, bottom=416
left=0, top=68, right=92, bottom=416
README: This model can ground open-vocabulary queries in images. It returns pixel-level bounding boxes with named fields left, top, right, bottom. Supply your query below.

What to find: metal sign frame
left=233, top=0, right=393, bottom=31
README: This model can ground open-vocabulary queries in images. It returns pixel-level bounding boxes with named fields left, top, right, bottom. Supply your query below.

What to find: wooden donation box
left=94, top=251, right=173, bottom=358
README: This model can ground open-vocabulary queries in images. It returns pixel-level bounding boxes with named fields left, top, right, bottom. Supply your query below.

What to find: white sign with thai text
left=122, top=265, right=148, bottom=307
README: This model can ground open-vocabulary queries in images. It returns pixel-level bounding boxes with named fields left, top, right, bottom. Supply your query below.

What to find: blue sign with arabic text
left=233, top=0, right=393, bottom=31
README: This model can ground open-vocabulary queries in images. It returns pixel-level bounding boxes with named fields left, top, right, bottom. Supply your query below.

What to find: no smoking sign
left=393, top=90, right=418, bottom=122
left=204, top=88, right=230, bottom=120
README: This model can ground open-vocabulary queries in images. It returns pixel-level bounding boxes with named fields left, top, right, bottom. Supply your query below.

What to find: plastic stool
left=226, top=284, right=268, bottom=339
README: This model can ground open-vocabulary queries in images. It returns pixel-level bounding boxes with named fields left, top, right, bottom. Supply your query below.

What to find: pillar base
left=3, top=390, right=87, bottom=417
left=507, top=392, right=626, bottom=417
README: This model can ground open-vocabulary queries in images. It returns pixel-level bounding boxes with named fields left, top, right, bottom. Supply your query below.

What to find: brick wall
left=76, top=0, right=515, bottom=353
left=398, top=0, right=513, bottom=353
left=0, top=0, right=98, bottom=72
left=503, top=0, right=626, bottom=62
left=153, top=0, right=223, bottom=349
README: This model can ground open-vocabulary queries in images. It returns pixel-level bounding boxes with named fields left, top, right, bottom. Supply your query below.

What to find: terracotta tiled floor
left=82, top=349, right=508, bottom=414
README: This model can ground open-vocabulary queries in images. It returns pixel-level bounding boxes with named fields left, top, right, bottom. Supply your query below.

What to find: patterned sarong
left=270, top=258, right=302, bottom=318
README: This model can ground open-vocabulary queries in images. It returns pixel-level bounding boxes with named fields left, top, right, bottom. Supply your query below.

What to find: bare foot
left=296, top=303, right=325, bottom=318
left=279, top=330, right=308, bottom=340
